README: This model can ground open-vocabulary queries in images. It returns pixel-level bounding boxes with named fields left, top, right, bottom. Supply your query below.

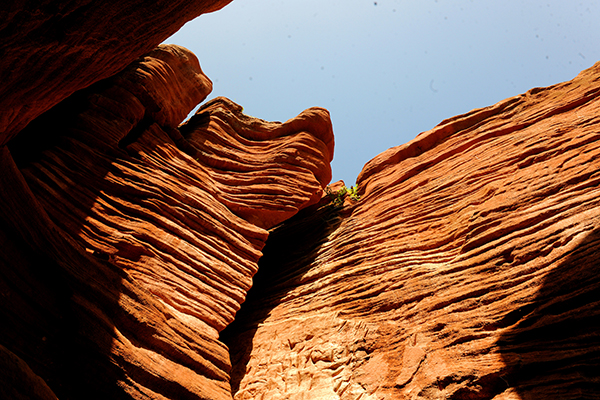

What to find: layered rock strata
left=225, top=63, right=600, bottom=399
left=0, top=0, right=232, bottom=145
left=0, top=44, right=334, bottom=399
left=3, top=1, right=600, bottom=398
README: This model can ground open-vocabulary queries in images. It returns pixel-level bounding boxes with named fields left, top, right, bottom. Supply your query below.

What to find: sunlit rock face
left=225, top=62, right=600, bottom=400
left=0, top=43, right=333, bottom=399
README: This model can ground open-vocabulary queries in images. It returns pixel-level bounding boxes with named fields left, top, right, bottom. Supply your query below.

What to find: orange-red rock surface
left=0, top=43, right=333, bottom=398
left=225, top=63, right=600, bottom=399
left=0, top=0, right=231, bottom=146
left=2, top=1, right=600, bottom=399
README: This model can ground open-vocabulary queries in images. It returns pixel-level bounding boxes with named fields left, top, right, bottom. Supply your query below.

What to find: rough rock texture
left=224, top=63, right=600, bottom=399
left=0, top=0, right=231, bottom=145
left=1, top=44, right=333, bottom=399
left=3, top=1, right=600, bottom=398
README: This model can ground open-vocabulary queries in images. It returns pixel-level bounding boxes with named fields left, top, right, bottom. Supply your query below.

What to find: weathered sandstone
left=225, top=63, right=600, bottom=399
left=1, top=44, right=333, bottom=399
left=0, top=0, right=232, bottom=145
left=2, top=1, right=600, bottom=398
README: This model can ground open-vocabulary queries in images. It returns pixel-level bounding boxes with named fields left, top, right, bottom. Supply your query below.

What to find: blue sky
left=165, top=0, right=600, bottom=184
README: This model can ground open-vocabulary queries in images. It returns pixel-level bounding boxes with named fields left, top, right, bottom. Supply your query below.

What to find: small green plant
left=346, top=185, right=360, bottom=201
left=325, top=184, right=360, bottom=206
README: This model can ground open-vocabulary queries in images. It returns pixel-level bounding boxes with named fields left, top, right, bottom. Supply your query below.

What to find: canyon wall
left=0, top=40, right=333, bottom=400
left=1, top=1, right=600, bottom=399
left=226, top=63, right=600, bottom=399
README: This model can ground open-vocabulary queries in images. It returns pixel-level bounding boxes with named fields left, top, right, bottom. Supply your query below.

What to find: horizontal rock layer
left=226, top=62, right=600, bottom=399
left=0, top=0, right=231, bottom=145
left=0, top=44, right=333, bottom=399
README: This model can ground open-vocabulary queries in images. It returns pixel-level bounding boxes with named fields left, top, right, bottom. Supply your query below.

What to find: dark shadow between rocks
left=0, top=154, right=129, bottom=398
left=497, top=227, right=600, bottom=399
left=219, top=196, right=346, bottom=395
left=1, top=82, right=146, bottom=399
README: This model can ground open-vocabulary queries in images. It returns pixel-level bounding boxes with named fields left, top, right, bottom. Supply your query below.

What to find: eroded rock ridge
left=1, top=42, right=333, bottom=399
left=2, top=1, right=600, bottom=399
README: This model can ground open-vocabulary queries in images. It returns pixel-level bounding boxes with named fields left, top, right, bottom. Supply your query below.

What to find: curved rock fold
left=2, top=1, right=600, bottom=398
left=1, top=43, right=333, bottom=399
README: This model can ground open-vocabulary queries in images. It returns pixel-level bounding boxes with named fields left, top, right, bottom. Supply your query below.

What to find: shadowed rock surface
left=0, top=0, right=231, bottom=145
left=0, top=344, right=58, bottom=400
left=225, top=63, right=600, bottom=399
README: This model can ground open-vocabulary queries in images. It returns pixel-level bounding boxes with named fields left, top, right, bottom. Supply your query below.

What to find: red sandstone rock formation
left=0, top=0, right=231, bottom=146
left=2, top=1, right=600, bottom=399
left=225, top=63, right=600, bottom=399
left=0, top=43, right=333, bottom=398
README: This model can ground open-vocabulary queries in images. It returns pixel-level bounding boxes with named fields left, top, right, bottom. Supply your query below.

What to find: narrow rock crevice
left=220, top=194, right=346, bottom=396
